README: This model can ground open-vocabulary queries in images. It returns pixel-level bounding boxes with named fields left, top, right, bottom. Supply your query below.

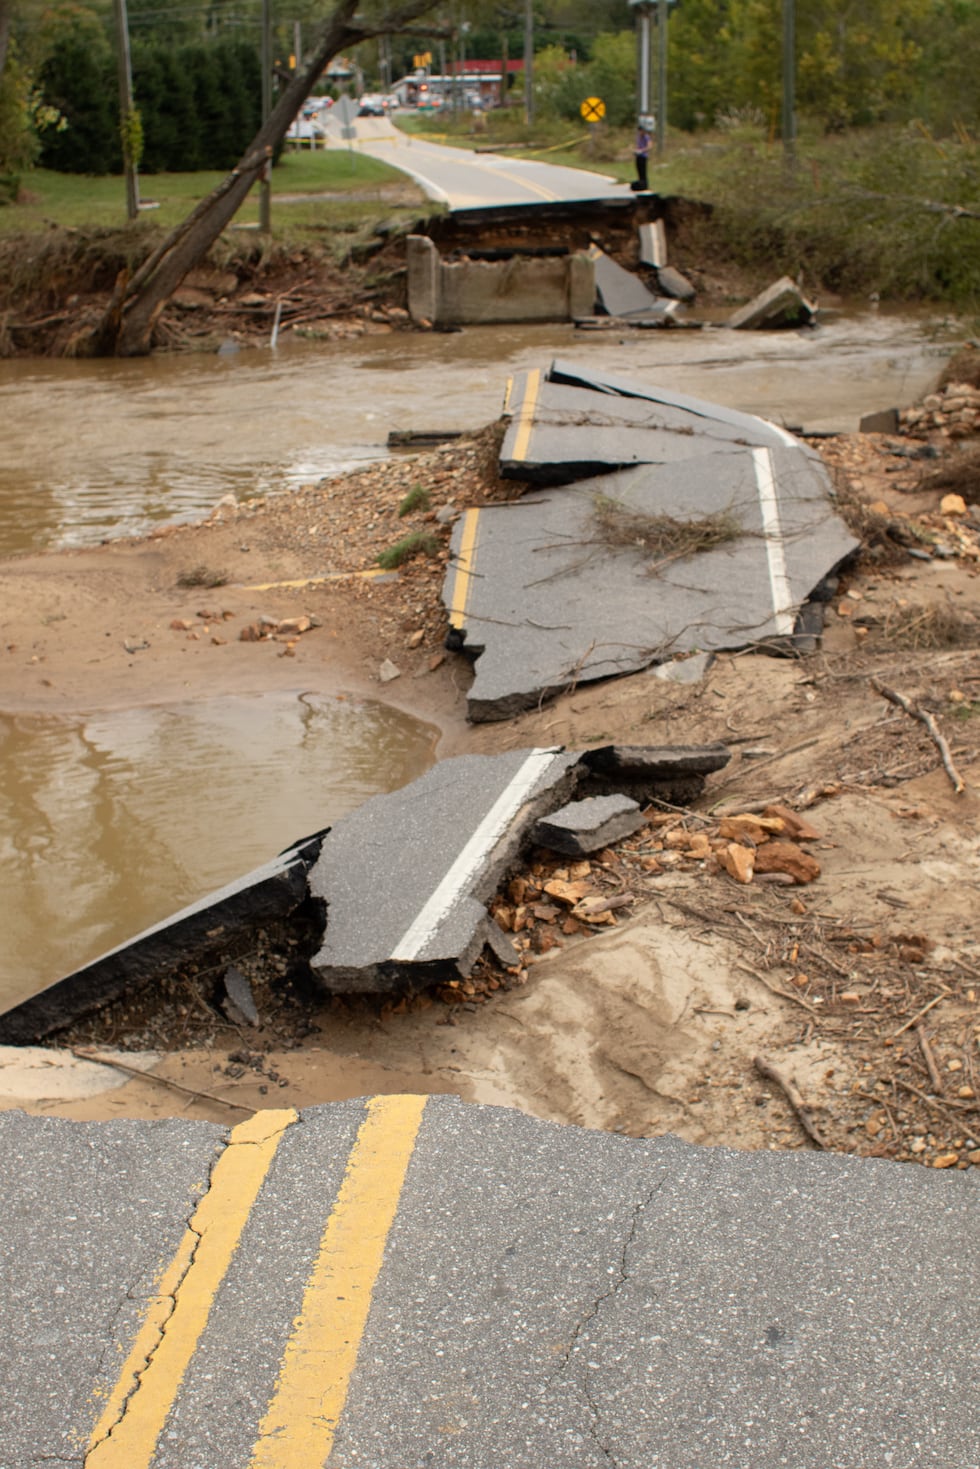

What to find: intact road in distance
left=324, top=114, right=624, bottom=209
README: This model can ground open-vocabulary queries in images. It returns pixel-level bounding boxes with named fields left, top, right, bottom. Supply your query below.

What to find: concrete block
left=406, top=235, right=438, bottom=323
left=638, top=220, right=667, bottom=268
left=407, top=235, right=595, bottom=327
left=728, top=276, right=816, bottom=330
left=656, top=264, right=696, bottom=301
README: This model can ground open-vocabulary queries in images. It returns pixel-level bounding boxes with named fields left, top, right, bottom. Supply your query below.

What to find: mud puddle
left=0, top=691, right=438, bottom=1011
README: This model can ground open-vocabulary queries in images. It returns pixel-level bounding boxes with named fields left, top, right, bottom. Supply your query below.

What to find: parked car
left=286, top=118, right=328, bottom=143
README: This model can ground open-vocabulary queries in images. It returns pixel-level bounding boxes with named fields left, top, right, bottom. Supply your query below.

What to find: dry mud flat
left=1, top=405, right=979, bottom=1171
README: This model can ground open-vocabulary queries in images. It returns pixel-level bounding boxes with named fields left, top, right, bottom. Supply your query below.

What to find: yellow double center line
left=87, top=1096, right=426, bottom=1467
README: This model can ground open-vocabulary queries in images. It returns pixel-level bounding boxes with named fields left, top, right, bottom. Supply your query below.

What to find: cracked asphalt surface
left=1, top=1097, right=977, bottom=1468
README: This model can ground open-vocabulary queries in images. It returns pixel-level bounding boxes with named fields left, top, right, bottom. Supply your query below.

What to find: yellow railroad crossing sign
left=580, top=96, right=606, bottom=122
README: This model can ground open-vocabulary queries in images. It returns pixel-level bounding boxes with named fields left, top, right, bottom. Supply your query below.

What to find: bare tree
left=78, top=0, right=442, bottom=358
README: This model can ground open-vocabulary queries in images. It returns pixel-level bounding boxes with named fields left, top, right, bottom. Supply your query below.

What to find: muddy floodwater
left=0, top=310, right=956, bottom=556
left=0, top=693, right=439, bottom=1010
left=0, top=311, right=958, bottom=1015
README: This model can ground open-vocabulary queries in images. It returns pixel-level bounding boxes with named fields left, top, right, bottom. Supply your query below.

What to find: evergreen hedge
left=40, top=38, right=260, bottom=175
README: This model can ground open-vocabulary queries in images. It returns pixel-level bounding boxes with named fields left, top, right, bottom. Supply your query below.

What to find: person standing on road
left=633, top=117, right=653, bottom=191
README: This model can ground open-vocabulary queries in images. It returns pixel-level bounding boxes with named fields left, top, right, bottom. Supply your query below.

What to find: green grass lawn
left=1, top=148, right=421, bottom=237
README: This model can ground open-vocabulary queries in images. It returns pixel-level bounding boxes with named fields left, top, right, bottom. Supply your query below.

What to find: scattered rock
left=752, top=841, right=821, bottom=885
left=719, top=843, right=755, bottom=884
left=378, top=658, right=401, bottom=683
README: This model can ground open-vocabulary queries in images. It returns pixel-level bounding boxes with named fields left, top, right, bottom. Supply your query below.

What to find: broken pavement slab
left=500, top=360, right=805, bottom=482
left=728, top=275, right=817, bottom=330
left=532, top=794, right=646, bottom=856
left=307, top=742, right=727, bottom=993
left=449, top=371, right=858, bottom=720
left=0, top=831, right=327, bottom=1045
left=0, top=745, right=730, bottom=1026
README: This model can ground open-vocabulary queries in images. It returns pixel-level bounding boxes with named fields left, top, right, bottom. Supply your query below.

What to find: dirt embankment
left=2, top=347, right=980, bottom=1173
left=0, top=194, right=747, bottom=358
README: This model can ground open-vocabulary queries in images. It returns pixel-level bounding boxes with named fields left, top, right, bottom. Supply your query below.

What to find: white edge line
left=752, top=446, right=796, bottom=636
left=392, top=748, right=563, bottom=961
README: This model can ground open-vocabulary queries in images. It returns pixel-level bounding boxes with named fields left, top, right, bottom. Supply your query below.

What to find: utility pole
left=782, top=0, right=796, bottom=168
left=523, top=0, right=533, bottom=125
left=260, top=0, right=271, bottom=233
left=656, top=0, right=667, bottom=157
left=113, top=0, right=139, bottom=220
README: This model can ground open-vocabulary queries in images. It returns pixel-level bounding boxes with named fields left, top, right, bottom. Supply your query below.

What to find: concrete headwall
left=407, top=235, right=594, bottom=327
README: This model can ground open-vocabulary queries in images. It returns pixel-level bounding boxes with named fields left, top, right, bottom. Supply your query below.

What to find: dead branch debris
left=754, top=1053, right=827, bottom=1148
left=871, top=678, right=966, bottom=793
left=592, top=495, right=743, bottom=569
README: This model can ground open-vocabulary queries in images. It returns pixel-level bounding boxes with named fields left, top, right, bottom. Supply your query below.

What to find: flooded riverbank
left=0, top=309, right=955, bottom=557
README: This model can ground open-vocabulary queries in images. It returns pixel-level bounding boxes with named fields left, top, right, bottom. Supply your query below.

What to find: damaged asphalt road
left=3, top=1096, right=978, bottom=1468
left=0, top=743, right=728, bottom=1039
left=445, top=360, right=858, bottom=721
left=0, top=361, right=854, bottom=1038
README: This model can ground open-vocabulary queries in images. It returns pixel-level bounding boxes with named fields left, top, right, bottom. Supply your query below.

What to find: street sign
left=580, top=96, right=606, bottom=122
left=334, top=96, right=358, bottom=127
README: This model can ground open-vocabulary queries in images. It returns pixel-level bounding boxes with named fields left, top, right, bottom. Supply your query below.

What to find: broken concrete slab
left=652, top=651, right=714, bottom=684
left=728, top=275, right=817, bottom=330
left=447, top=420, right=857, bottom=721
left=532, top=794, right=646, bottom=856
left=307, top=748, right=581, bottom=992
left=0, top=832, right=326, bottom=1045
left=638, top=219, right=667, bottom=268
left=574, top=314, right=696, bottom=334
left=655, top=264, right=696, bottom=301
left=407, top=234, right=594, bottom=327
left=581, top=742, right=730, bottom=785
left=587, top=243, right=667, bottom=318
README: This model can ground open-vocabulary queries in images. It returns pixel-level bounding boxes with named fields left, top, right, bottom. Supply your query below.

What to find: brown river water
left=0, top=313, right=958, bottom=1009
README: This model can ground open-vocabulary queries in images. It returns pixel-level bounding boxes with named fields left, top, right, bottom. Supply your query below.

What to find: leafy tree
left=668, top=0, right=739, bottom=131
left=534, top=29, right=636, bottom=124
left=912, top=0, right=980, bottom=132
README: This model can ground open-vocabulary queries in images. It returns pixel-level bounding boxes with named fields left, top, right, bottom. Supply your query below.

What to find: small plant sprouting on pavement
left=593, top=494, right=743, bottom=569
left=397, top=484, right=431, bottom=517
left=376, top=531, right=440, bottom=570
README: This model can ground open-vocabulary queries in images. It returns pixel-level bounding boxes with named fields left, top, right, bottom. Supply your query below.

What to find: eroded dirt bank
left=2, top=383, right=979, bottom=1170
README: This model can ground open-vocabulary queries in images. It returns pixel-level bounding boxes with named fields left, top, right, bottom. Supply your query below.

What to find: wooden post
left=113, top=0, right=139, bottom=220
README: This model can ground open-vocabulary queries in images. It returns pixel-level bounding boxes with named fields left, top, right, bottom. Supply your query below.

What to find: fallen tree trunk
left=72, top=0, right=439, bottom=358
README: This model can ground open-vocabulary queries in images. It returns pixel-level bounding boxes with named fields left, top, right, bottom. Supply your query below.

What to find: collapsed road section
left=0, top=744, right=728, bottom=1044
left=443, top=361, right=859, bottom=721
